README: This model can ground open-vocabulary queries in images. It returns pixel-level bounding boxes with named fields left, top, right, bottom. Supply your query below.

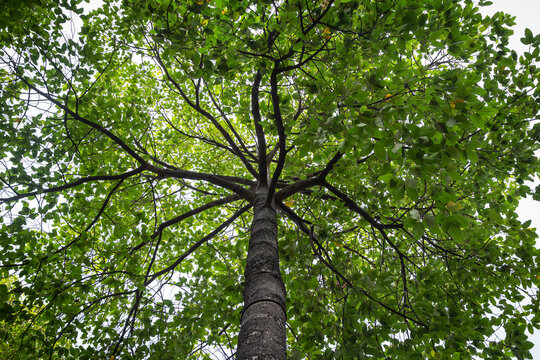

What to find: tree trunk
left=236, top=187, right=287, bottom=359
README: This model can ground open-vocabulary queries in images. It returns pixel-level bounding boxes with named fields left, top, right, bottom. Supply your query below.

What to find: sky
left=477, top=0, right=540, bottom=357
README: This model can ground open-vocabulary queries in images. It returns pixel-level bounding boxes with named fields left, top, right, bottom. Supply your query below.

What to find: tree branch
left=152, top=47, right=259, bottom=180
left=19, top=78, right=147, bottom=165
left=145, top=204, right=251, bottom=284
left=251, top=70, right=268, bottom=185
left=273, top=150, right=343, bottom=202
left=206, top=83, right=257, bottom=161
left=302, top=0, right=335, bottom=36
left=143, top=164, right=253, bottom=199
left=322, top=182, right=403, bottom=230
left=0, top=167, right=145, bottom=203
left=130, top=194, right=242, bottom=253
left=277, top=202, right=426, bottom=327
left=266, top=66, right=287, bottom=205
left=277, top=39, right=331, bottom=74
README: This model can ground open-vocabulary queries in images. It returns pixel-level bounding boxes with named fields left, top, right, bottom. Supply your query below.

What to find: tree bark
left=236, top=187, right=287, bottom=360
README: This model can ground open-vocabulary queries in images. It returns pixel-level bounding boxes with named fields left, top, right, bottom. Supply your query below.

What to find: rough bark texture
left=236, top=187, right=287, bottom=360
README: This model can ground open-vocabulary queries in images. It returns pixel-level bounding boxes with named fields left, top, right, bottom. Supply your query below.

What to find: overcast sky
left=478, top=1, right=540, bottom=357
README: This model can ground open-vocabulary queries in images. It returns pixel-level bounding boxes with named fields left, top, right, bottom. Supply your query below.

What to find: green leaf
left=447, top=225, right=464, bottom=241
left=412, top=221, right=424, bottom=239
left=374, top=141, right=387, bottom=161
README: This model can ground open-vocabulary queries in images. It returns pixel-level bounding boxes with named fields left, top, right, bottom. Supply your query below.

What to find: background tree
left=1, top=0, right=540, bottom=359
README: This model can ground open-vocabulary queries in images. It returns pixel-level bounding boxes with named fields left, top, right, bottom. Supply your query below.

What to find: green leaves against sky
left=1, top=0, right=540, bottom=358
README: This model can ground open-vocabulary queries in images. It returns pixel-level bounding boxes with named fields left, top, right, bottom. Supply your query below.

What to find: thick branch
left=302, top=0, right=335, bottom=35
left=145, top=204, right=251, bottom=284
left=143, top=164, right=253, bottom=199
left=251, top=70, right=268, bottom=184
left=323, top=182, right=416, bottom=287
left=323, top=182, right=402, bottom=230
left=319, top=151, right=344, bottom=178
left=1, top=167, right=144, bottom=203
left=153, top=48, right=259, bottom=180
left=266, top=67, right=287, bottom=205
left=153, top=194, right=242, bottom=238
left=277, top=40, right=331, bottom=74
left=19, top=78, right=147, bottom=165
left=130, top=194, right=242, bottom=253
left=277, top=203, right=426, bottom=327
left=206, top=84, right=257, bottom=161
left=274, top=150, right=343, bottom=202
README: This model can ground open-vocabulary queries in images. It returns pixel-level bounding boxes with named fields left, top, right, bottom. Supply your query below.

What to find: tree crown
left=1, top=0, right=539, bottom=358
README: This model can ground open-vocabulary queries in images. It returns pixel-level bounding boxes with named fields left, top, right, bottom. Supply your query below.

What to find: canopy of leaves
left=1, top=0, right=540, bottom=359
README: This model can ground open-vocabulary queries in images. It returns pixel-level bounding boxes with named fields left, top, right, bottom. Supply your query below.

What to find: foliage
left=1, top=0, right=540, bottom=358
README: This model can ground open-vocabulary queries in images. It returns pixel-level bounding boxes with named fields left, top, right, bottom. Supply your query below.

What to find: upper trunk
left=236, top=187, right=287, bottom=359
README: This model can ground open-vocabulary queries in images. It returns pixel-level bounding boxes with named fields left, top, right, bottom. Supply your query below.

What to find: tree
left=1, top=0, right=540, bottom=358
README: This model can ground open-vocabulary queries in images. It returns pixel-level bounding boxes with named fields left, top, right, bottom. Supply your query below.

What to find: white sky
left=478, top=0, right=540, bottom=357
